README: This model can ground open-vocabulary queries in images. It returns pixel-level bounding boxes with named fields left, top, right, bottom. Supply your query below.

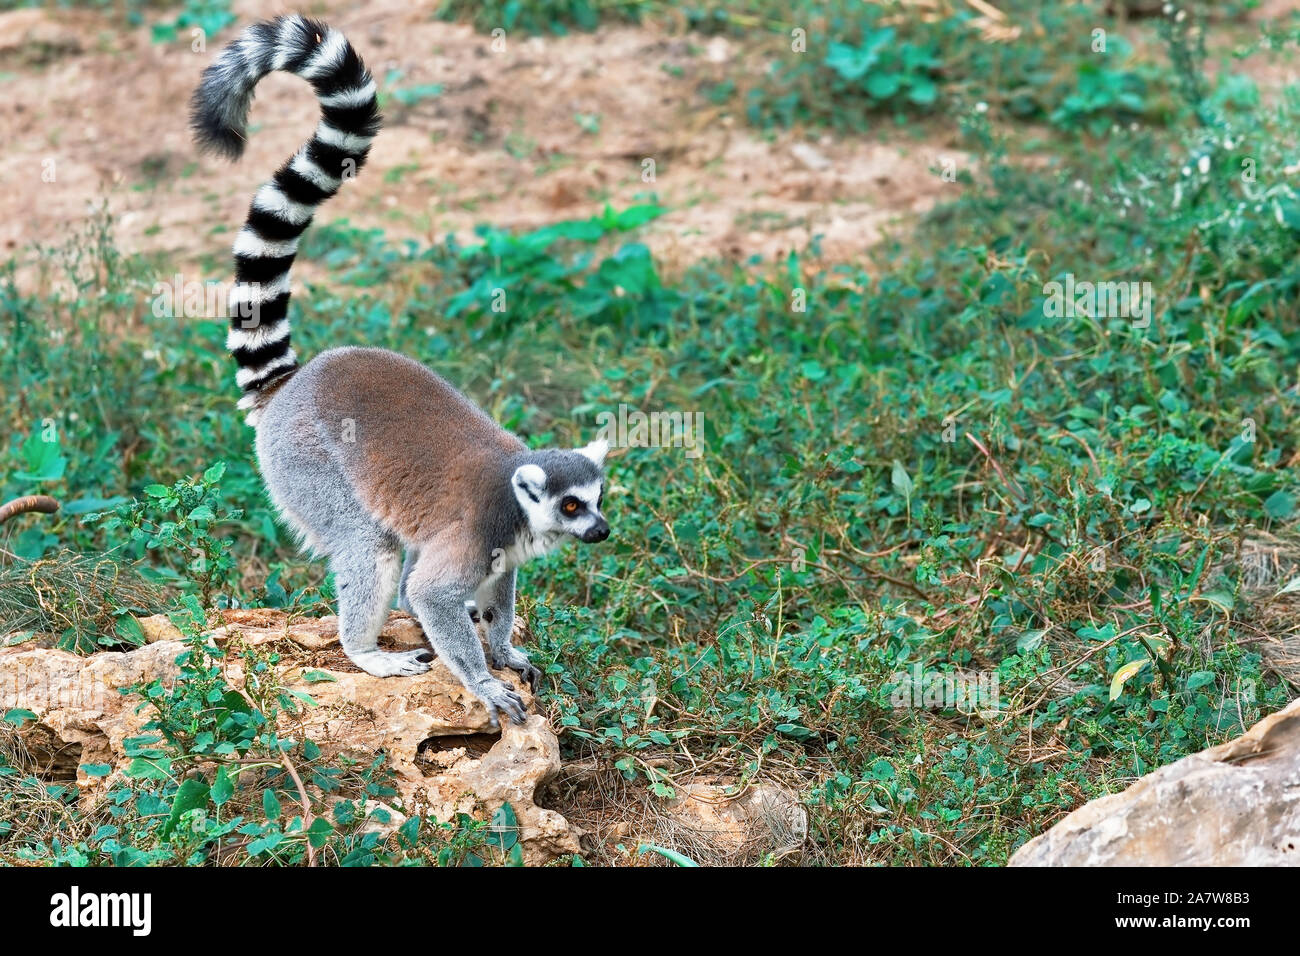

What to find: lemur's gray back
left=190, top=14, right=380, bottom=423
left=257, top=346, right=545, bottom=576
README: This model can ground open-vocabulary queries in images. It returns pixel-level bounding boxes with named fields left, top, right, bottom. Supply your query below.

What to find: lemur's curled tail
left=190, top=15, right=380, bottom=422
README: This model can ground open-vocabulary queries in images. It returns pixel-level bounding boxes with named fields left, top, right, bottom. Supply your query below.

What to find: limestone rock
left=0, top=609, right=579, bottom=864
left=1010, top=697, right=1300, bottom=866
left=136, top=614, right=183, bottom=644
left=790, top=142, right=832, bottom=173
left=0, top=641, right=183, bottom=786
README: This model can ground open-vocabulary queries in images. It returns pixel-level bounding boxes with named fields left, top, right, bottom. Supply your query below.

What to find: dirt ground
left=5, top=1, right=1296, bottom=289
left=0, top=0, right=966, bottom=291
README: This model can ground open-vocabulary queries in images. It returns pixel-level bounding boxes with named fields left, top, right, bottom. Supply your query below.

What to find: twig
left=276, top=744, right=318, bottom=868
left=964, top=0, right=1007, bottom=21
left=230, top=684, right=318, bottom=867
left=1054, top=430, right=1101, bottom=476
left=0, top=495, right=59, bottom=524
left=964, top=432, right=1027, bottom=502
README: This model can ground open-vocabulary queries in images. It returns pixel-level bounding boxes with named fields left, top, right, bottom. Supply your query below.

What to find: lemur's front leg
left=476, top=569, right=541, bottom=691
left=406, top=560, right=527, bottom=726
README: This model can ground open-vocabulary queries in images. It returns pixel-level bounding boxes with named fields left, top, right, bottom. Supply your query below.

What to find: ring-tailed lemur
left=191, top=15, right=611, bottom=726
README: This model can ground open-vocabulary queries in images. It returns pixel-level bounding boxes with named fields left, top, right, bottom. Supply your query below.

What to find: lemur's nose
left=583, top=521, right=610, bottom=543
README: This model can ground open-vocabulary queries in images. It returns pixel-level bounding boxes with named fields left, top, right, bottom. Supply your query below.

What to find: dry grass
left=0, top=724, right=94, bottom=863
left=1233, top=532, right=1300, bottom=692
left=540, top=745, right=812, bottom=866
left=0, top=550, right=167, bottom=652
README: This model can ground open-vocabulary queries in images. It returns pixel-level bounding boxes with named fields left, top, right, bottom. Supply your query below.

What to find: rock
left=0, top=609, right=580, bottom=865
left=136, top=614, right=183, bottom=644
left=1010, top=697, right=1300, bottom=866
left=0, top=641, right=185, bottom=787
left=359, top=800, right=408, bottom=837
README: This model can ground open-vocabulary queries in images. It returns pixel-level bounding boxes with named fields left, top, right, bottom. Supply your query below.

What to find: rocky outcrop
left=0, top=609, right=580, bottom=865
left=1010, top=697, right=1300, bottom=866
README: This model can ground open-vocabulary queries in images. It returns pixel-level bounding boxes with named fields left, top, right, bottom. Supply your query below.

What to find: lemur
left=191, top=15, right=610, bottom=726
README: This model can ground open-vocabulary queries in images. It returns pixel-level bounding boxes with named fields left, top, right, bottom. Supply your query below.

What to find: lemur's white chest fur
left=499, top=529, right=566, bottom=569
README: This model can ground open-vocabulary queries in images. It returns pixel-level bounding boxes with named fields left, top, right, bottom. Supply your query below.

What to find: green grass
left=4, top=1, right=1300, bottom=866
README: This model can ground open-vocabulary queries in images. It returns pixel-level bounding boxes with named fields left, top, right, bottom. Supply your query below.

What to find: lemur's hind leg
left=404, top=553, right=526, bottom=726
left=332, top=536, right=433, bottom=678
left=264, top=445, right=431, bottom=678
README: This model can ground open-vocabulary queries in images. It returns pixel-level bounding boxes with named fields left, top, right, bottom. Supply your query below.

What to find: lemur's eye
left=561, top=497, right=581, bottom=515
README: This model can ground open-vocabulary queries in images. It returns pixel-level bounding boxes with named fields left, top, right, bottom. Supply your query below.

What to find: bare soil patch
left=1, top=0, right=961, bottom=290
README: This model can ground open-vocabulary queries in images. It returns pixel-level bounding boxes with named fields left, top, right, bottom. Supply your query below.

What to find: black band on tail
left=190, top=15, right=381, bottom=420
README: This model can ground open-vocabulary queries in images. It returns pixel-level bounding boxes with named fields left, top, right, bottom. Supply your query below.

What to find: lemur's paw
left=476, top=677, right=528, bottom=727
left=492, top=646, right=541, bottom=692
left=350, top=648, right=434, bottom=678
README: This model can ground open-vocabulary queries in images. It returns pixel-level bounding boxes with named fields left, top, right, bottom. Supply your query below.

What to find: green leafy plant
left=436, top=0, right=644, bottom=35
left=150, top=0, right=236, bottom=44
left=84, top=463, right=243, bottom=607
left=1049, top=53, right=1150, bottom=134
left=823, top=26, right=940, bottom=108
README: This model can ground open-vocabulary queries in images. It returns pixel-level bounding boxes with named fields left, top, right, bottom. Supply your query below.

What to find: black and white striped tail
left=190, top=15, right=380, bottom=424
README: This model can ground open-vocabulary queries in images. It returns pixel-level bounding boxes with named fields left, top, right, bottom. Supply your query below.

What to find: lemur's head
left=512, top=440, right=610, bottom=544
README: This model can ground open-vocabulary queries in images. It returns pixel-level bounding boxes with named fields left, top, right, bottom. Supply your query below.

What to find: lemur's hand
left=475, top=676, right=528, bottom=726
left=492, top=645, right=542, bottom=692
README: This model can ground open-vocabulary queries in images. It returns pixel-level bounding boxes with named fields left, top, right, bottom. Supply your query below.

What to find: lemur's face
left=555, top=479, right=609, bottom=542
left=512, top=440, right=610, bottom=544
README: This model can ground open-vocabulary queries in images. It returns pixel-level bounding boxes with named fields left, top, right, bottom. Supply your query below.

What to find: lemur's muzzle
left=580, top=519, right=610, bottom=543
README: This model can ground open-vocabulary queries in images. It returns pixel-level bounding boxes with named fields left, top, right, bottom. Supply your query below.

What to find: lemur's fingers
left=477, top=678, right=527, bottom=726
left=500, top=684, right=527, bottom=724
left=513, top=662, right=540, bottom=692
left=519, top=663, right=541, bottom=692
left=392, top=651, right=432, bottom=677
left=491, top=647, right=540, bottom=693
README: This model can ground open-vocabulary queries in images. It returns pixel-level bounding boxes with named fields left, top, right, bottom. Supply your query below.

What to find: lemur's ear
left=577, top=438, right=609, bottom=467
left=512, top=464, right=547, bottom=504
